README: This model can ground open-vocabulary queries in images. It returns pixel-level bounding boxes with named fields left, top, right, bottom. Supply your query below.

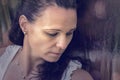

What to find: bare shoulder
left=71, top=68, right=93, bottom=80
left=0, top=47, right=6, bottom=56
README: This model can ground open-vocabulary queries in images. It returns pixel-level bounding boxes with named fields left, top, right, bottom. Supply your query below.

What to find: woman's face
left=20, top=6, right=77, bottom=62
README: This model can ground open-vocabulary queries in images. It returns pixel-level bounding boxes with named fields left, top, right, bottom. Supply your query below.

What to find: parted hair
left=8, top=0, right=90, bottom=80
left=9, top=0, right=77, bottom=46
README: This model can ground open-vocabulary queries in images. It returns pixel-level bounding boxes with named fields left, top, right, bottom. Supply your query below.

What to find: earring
left=23, top=31, right=27, bottom=35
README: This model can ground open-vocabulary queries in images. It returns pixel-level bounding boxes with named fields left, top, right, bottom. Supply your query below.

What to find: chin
left=45, top=57, right=60, bottom=63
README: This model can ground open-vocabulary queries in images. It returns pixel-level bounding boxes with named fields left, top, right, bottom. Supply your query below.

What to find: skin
left=15, top=5, right=76, bottom=77
left=20, top=5, right=77, bottom=63
left=3, top=5, right=77, bottom=80
left=71, top=69, right=93, bottom=80
left=2, top=5, right=93, bottom=80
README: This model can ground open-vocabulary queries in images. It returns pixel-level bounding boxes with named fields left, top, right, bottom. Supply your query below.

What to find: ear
left=19, top=15, right=30, bottom=33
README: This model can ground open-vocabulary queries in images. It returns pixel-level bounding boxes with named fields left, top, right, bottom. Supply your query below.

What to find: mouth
left=49, top=52, right=62, bottom=56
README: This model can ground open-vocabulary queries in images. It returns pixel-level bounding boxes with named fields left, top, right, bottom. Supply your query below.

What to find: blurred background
left=0, top=0, right=120, bottom=80
left=0, top=0, right=21, bottom=47
left=77, top=0, right=120, bottom=80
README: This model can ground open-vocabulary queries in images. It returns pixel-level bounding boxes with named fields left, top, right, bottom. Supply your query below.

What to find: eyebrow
left=69, top=28, right=76, bottom=32
left=44, top=28, right=76, bottom=32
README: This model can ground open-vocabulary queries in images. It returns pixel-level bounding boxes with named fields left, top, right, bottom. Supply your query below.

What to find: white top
left=0, top=45, right=82, bottom=80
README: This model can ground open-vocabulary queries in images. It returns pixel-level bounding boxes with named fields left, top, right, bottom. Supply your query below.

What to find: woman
left=0, top=0, right=93, bottom=80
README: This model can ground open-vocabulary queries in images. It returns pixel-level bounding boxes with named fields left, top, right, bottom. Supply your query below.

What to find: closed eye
left=66, top=32, right=73, bottom=36
left=46, top=32, right=58, bottom=37
left=66, top=29, right=75, bottom=36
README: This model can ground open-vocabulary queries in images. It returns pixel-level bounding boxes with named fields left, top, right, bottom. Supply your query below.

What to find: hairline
left=27, top=3, right=76, bottom=23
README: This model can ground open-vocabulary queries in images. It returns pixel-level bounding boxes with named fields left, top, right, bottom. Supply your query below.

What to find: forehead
left=33, top=6, right=77, bottom=27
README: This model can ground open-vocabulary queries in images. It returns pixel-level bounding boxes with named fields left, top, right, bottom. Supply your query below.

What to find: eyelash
left=46, top=31, right=74, bottom=37
left=47, top=33, right=58, bottom=37
left=66, top=32, right=74, bottom=36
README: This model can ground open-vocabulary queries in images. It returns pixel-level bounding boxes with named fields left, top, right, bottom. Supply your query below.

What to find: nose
left=56, top=36, right=70, bottom=50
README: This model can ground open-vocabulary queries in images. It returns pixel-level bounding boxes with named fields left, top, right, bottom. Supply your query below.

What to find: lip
left=49, top=52, right=61, bottom=56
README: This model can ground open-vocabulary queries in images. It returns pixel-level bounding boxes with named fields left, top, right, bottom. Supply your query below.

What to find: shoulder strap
left=61, top=60, right=82, bottom=80
left=0, top=45, right=21, bottom=80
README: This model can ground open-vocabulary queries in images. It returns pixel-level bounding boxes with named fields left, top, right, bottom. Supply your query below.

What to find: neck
left=17, top=45, right=44, bottom=77
left=17, top=47, right=30, bottom=77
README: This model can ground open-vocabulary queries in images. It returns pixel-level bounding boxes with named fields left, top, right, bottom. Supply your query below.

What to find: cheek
left=63, top=36, right=73, bottom=50
left=27, top=30, right=54, bottom=49
left=67, top=36, right=73, bottom=44
left=27, top=35, right=53, bottom=56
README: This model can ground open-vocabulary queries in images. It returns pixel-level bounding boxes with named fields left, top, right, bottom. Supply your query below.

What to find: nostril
left=56, top=41, right=69, bottom=50
left=56, top=36, right=71, bottom=50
